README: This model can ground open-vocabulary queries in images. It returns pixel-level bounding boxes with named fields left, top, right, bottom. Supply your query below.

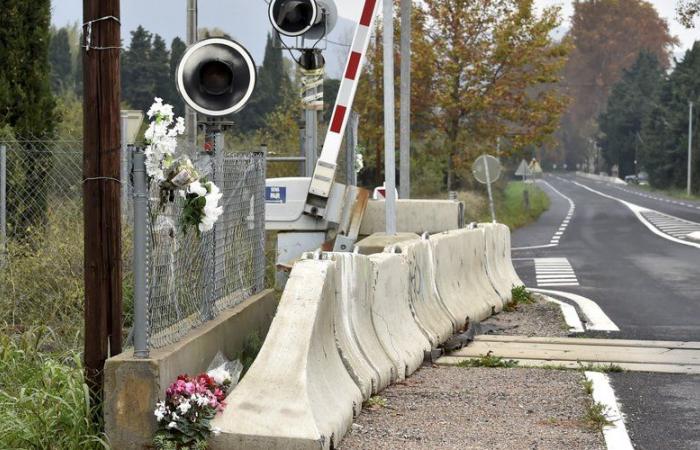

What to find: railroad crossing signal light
left=268, top=0, right=337, bottom=40
left=176, top=38, right=257, bottom=117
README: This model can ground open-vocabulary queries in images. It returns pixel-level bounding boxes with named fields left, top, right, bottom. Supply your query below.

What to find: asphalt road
left=511, top=173, right=700, bottom=450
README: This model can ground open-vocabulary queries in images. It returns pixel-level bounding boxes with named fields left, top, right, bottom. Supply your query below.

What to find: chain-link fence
left=140, top=151, right=266, bottom=350
left=0, top=137, right=88, bottom=345
left=0, top=136, right=267, bottom=353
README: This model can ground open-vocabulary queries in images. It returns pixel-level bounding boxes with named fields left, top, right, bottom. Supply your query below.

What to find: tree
left=354, top=2, right=440, bottom=185
left=149, top=35, right=172, bottom=104
left=677, top=0, right=700, bottom=27
left=237, top=33, right=293, bottom=131
left=559, top=0, right=676, bottom=169
left=639, top=43, right=700, bottom=191
left=122, top=26, right=154, bottom=111
left=0, top=0, right=57, bottom=236
left=423, top=0, right=569, bottom=190
left=49, top=27, right=73, bottom=94
left=598, top=51, right=664, bottom=177
left=169, top=37, right=187, bottom=115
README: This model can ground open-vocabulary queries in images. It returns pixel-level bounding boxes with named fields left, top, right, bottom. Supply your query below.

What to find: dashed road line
left=512, top=180, right=575, bottom=251
left=612, top=184, right=700, bottom=211
left=534, top=257, right=579, bottom=287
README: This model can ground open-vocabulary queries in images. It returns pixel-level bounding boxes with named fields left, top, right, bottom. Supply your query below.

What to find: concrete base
left=104, top=289, right=279, bottom=450
left=354, top=232, right=420, bottom=255
left=359, top=200, right=464, bottom=235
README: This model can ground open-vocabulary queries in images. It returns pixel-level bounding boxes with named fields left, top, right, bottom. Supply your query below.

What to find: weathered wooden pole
left=82, top=0, right=123, bottom=404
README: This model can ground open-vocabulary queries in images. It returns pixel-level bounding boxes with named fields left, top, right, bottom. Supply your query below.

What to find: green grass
left=504, top=285, right=536, bottom=312
left=584, top=401, right=613, bottom=431
left=364, top=395, right=387, bottom=409
left=0, top=328, right=108, bottom=449
left=457, top=352, right=520, bottom=368
left=578, top=362, right=625, bottom=373
left=459, top=180, right=550, bottom=230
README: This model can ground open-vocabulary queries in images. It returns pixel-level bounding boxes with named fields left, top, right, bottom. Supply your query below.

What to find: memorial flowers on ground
left=153, top=372, right=232, bottom=449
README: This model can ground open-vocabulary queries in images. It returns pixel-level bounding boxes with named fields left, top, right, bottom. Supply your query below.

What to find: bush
left=0, top=328, right=108, bottom=449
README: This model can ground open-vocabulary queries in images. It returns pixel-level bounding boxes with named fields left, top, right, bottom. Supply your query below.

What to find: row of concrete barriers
left=209, top=223, right=524, bottom=449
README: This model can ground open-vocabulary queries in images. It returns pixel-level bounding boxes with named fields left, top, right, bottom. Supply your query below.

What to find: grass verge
left=0, top=328, right=108, bottom=449
left=457, top=352, right=519, bottom=369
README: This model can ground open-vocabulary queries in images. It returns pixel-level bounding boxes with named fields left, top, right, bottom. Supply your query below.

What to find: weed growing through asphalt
left=504, top=286, right=536, bottom=312
left=578, top=362, right=624, bottom=373
left=584, top=401, right=613, bottom=431
left=457, top=351, right=519, bottom=368
left=365, top=396, right=387, bottom=409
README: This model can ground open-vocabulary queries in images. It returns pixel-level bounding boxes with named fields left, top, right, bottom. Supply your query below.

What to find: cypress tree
left=238, top=33, right=292, bottom=131
left=170, top=37, right=187, bottom=115
left=0, top=0, right=56, bottom=236
left=49, top=27, right=73, bottom=94
left=149, top=35, right=171, bottom=104
left=640, top=43, right=700, bottom=191
left=122, top=26, right=154, bottom=111
left=599, top=51, right=664, bottom=177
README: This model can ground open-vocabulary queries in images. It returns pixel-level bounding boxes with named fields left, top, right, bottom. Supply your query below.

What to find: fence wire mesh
left=144, top=151, right=266, bottom=349
left=0, top=136, right=267, bottom=352
left=0, top=137, right=89, bottom=345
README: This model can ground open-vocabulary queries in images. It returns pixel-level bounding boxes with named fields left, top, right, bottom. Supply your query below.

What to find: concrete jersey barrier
left=480, top=224, right=514, bottom=306
left=396, top=237, right=458, bottom=346
left=494, top=223, right=524, bottom=288
left=211, top=260, right=362, bottom=450
left=330, top=253, right=395, bottom=398
left=369, top=252, right=432, bottom=379
left=430, top=228, right=502, bottom=327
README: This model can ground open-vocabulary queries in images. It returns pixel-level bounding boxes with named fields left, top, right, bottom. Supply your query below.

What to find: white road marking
left=585, top=371, right=634, bottom=450
left=540, top=295, right=585, bottom=333
left=530, top=288, right=620, bottom=332
left=513, top=180, right=576, bottom=251
left=571, top=180, right=700, bottom=249
left=534, top=258, right=579, bottom=287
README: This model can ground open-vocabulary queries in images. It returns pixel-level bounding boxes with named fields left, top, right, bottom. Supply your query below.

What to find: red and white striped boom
left=304, top=0, right=380, bottom=217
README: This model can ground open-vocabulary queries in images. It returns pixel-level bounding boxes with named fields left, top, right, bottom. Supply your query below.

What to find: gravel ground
left=480, top=295, right=571, bottom=338
left=340, top=366, right=605, bottom=450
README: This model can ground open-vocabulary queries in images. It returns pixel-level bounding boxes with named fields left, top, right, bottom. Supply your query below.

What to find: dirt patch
left=481, top=295, right=571, bottom=338
left=340, top=366, right=605, bottom=450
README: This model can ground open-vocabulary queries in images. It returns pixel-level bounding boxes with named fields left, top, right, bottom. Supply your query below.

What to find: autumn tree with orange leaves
left=355, top=0, right=570, bottom=191
left=558, top=0, right=677, bottom=170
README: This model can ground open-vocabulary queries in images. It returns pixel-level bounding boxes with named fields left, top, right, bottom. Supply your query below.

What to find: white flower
left=142, top=98, right=185, bottom=183
left=188, top=181, right=208, bottom=197
left=167, top=421, right=177, bottom=430
left=154, top=402, right=167, bottom=422
left=355, top=153, right=364, bottom=173
left=178, top=400, right=192, bottom=415
left=208, top=367, right=233, bottom=385
left=194, top=394, right=210, bottom=407
left=171, top=412, right=179, bottom=421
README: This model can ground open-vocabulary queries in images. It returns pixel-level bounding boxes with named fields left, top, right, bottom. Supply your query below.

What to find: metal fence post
left=0, top=145, right=6, bottom=268
left=254, top=152, right=266, bottom=292
left=132, top=149, right=149, bottom=358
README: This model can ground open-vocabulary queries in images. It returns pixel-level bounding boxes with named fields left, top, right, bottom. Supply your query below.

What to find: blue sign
left=265, top=186, right=287, bottom=204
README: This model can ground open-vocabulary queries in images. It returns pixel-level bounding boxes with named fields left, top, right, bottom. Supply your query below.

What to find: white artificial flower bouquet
left=143, top=98, right=224, bottom=236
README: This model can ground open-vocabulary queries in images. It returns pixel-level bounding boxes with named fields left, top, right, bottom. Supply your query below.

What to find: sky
left=51, top=0, right=698, bottom=76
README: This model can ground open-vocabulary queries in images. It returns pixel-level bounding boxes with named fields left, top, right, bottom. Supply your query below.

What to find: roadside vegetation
left=459, top=181, right=551, bottom=231
left=0, top=328, right=108, bottom=449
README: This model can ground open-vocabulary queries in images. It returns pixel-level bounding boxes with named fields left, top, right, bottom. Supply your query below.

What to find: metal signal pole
left=399, top=0, right=411, bottom=199
left=689, top=101, right=694, bottom=197
left=383, top=0, right=397, bottom=235
left=82, top=0, right=123, bottom=405
left=186, top=0, right=198, bottom=149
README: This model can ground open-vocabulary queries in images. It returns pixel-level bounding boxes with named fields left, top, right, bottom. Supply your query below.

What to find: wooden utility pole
left=82, top=0, right=123, bottom=403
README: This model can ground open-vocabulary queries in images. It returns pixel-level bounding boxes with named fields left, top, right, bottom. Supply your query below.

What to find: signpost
left=473, top=154, right=502, bottom=223
left=515, top=159, right=531, bottom=182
